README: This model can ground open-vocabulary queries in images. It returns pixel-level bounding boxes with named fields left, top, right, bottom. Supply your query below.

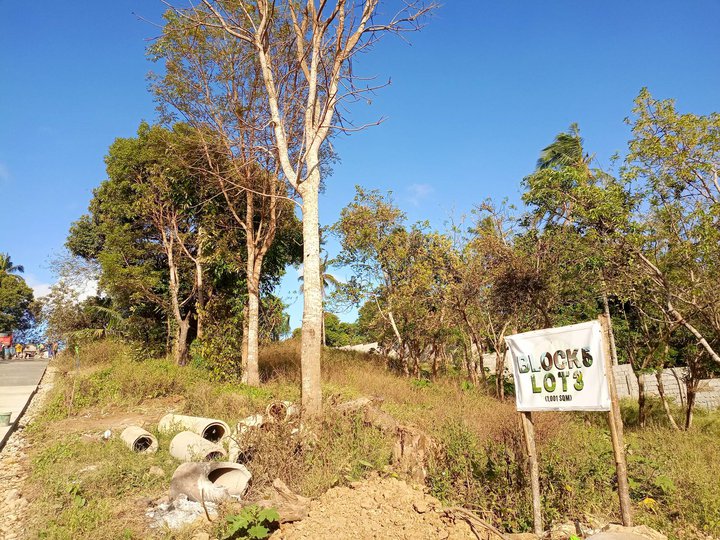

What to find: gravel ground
left=0, top=366, right=56, bottom=540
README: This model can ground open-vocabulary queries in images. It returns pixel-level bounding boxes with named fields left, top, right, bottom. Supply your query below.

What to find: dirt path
left=0, top=365, right=56, bottom=540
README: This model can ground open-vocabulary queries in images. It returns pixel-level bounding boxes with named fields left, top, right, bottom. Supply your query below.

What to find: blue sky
left=1, top=1, right=719, bottom=328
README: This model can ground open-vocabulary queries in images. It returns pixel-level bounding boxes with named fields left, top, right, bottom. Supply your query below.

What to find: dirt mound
left=271, top=476, right=478, bottom=540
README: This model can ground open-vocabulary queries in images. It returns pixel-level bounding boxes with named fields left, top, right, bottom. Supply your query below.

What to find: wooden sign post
left=599, top=314, right=633, bottom=526
left=506, top=318, right=633, bottom=534
left=520, top=411, right=543, bottom=535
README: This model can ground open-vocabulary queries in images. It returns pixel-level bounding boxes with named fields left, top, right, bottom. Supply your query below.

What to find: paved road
left=0, top=358, right=48, bottom=449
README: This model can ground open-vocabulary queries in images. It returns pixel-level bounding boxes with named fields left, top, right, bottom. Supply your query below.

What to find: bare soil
left=271, top=475, right=478, bottom=540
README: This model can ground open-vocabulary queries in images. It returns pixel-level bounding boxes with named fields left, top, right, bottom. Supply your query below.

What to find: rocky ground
left=0, top=366, right=55, bottom=540
left=271, top=475, right=486, bottom=540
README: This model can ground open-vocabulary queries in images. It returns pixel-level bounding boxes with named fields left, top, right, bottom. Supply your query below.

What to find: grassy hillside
left=23, top=340, right=720, bottom=539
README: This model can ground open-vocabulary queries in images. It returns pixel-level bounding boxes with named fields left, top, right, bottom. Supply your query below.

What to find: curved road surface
left=0, top=358, right=48, bottom=449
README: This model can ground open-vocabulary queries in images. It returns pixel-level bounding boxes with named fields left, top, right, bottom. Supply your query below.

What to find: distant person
left=15, top=343, right=23, bottom=359
left=51, top=342, right=59, bottom=358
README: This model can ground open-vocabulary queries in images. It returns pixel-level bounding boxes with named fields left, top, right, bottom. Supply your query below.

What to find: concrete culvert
left=158, top=413, right=230, bottom=442
left=170, top=461, right=252, bottom=503
left=120, top=426, right=158, bottom=454
left=169, top=431, right=228, bottom=462
left=265, top=401, right=298, bottom=422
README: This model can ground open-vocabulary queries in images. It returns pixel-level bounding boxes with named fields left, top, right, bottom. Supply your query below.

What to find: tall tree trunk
left=243, top=259, right=262, bottom=387
left=167, top=243, right=190, bottom=365
left=655, top=371, right=680, bottom=431
left=299, top=171, right=323, bottom=415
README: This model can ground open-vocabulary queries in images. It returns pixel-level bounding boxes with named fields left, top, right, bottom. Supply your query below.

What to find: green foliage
left=0, top=271, right=34, bottom=332
left=411, top=378, right=432, bottom=389
left=221, top=506, right=279, bottom=540
left=323, top=313, right=366, bottom=347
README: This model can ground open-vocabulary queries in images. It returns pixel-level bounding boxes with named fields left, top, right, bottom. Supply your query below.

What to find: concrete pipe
left=170, top=461, right=252, bottom=503
left=237, top=413, right=265, bottom=435
left=169, top=431, right=227, bottom=462
left=158, top=413, right=230, bottom=442
left=265, top=401, right=299, bottom=422
left=120, top=426, right=158, bottom=453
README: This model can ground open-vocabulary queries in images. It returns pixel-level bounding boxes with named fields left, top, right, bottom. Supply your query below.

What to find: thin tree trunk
left=495, top=343, right=506, bottom=400
left=461, top=337, right=477, bottom=385
left=685, top=354, right=701, bottom=430
left=685, top=383, right=696, bottom=430
left=655, top=371, right=680, bottom=431
left=167, top=240, right=190, bottom=366
left=322, top=310, right=326, bottom=347
left=299, top=172, right=323, bottom=415
left=387, top=310, right=403, bottom=350
left=638, top=376, right=646, bottom=428
left=195, top=257, right=205, bottom=340
left=667, top=301, right=720, bottom=365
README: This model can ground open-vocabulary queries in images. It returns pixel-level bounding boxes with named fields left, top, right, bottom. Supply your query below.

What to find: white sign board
left=505, top=320, right=610, bottom=412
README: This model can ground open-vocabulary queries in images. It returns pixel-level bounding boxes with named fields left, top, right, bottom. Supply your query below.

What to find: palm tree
left=536, top=122, right=591, bottom=172
left=0, top=253, right=24, bottom=274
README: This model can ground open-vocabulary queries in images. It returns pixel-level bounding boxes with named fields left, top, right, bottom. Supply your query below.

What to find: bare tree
left=170, top=0, right=436, bottom=413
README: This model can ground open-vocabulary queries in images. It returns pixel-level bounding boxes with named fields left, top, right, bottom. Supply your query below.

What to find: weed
left=220, top=506, right=279, bottom=540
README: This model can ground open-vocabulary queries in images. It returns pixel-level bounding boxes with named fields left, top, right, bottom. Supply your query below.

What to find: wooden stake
left=520, top=411, right=543, bottom=535
left=599, top=314, right=633, bottom=526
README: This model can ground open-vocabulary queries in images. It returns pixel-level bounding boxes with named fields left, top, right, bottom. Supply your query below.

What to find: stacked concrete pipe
left=169, top=431, right=227, bottom=462
left=158, top=413, right=230, bottom=443
left=120, top=426, right=158, bottom=453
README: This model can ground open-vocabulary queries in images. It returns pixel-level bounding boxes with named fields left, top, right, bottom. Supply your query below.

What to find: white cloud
left=407, top=182, right=434, bottom=206
left=23, top=274, right=52, bottom=299
left=76, top=279, right=99, bottom=301
left=23, top=274, right=98, bottom=301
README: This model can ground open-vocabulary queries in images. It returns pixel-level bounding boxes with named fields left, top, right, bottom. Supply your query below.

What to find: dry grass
left=22, top=339, right=720, bottom=539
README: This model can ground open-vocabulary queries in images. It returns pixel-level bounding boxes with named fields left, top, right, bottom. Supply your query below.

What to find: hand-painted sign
left=505, top=320, right=610, bottom=411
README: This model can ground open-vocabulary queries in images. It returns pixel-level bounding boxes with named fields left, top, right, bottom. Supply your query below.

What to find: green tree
left=0, top=272, right=34, bottom=332
left=334, top=187, right=454, bottom=376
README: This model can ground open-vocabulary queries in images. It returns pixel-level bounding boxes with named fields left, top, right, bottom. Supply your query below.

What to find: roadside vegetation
left=23, top=340, right=720, bottom=540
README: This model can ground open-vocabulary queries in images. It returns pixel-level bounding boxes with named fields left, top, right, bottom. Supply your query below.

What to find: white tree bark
left=299, top=167, right=323, bottom=413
